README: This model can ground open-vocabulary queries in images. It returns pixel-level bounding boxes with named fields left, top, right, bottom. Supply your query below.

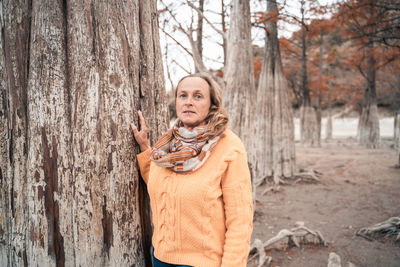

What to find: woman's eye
left=195, top=95, right=202, bottom=99
left=179, top=94, right=187, bottom=98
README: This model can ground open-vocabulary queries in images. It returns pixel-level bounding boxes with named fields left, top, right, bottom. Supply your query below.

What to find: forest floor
left=249, top=137, right=400, bottom=267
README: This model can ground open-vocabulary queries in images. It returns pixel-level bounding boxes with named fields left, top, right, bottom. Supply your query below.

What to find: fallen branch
left=356, top=216, right=400, bottom=242
left=248, top=222, right=327, bottom=266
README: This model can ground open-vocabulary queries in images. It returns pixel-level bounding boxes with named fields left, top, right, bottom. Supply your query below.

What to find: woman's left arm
left=220, top=149, right=253, bottom=267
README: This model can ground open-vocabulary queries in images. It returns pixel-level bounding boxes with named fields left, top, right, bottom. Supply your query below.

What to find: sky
left=158, top=0, right=337, bottom=91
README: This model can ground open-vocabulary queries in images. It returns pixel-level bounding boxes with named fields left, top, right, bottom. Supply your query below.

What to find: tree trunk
left=326, top=91, right=333, bottom=140
left=299, top=1, right=318, bottom=146
left=357, top=45, right=380, bottom=148
left=394, top=111, right=400, bottom=166
left=221, top=0, right=227, bottom=66
left=300, top=105, right=319, bottom=146
left=255, top=0, right=295, bottom=184
left=223, top=0, right=256, bottom=164
left=195, top=0, right=204, bottom=67
left=316, top=32, right=324, bottom=146
left=0, top=1, right=168, bottom=266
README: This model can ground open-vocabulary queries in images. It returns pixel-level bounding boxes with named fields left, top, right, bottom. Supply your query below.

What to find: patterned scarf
left=150, top=121, right=220, bottom=172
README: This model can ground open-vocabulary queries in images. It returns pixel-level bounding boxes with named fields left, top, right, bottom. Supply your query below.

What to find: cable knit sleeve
left=220, top=148, right=253, bottom=267
left=136, top=147, right=151, bottom=184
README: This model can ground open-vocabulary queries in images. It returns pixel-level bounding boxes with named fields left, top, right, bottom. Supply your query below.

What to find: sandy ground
left=249, top=138, right=400, bottom=267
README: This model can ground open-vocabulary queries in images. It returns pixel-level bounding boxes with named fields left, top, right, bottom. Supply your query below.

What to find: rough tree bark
left=255, top=0, right=296, bottom=184
left=299, top=0, right=319, bottom=146
left=0, top=1, right=168, bottom=266
left=394, top=110, right=400, bottom=166
left=223, top=0, right=256, bottom=168
left=357, top=44, right=380, bottom=148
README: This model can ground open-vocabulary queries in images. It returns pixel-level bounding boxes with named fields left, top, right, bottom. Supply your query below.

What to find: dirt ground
left=249, top=138, right=400, bottom=267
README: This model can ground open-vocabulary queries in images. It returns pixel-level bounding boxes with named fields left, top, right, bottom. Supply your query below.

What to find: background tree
left=0, top=0, right=168, bottom=266
left=337, top=0, right=400, bottom=148
left=254, top=0, right=296, bottom=185
left=158, top=0, right=227, bottom=80
left=306, top=17, right=337, bottom=143
left=223, top=0, right=256, bottom=170
left=274, top=0, right=326, bottom=146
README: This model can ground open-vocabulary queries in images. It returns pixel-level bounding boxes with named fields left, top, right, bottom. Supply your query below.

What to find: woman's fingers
left=131, top=111, right=150, bottom=152
left=138, top=110, right=147, bottom=131
left=131, top=123, right=138, bottom=135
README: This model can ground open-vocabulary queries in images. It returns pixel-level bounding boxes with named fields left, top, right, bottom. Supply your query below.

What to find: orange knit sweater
left=137, top=129, right=253, bottom=267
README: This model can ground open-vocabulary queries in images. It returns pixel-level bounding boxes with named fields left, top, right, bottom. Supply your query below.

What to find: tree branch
left=160, top=27, right=193, bottom=57
left=186, top=1, right=227, bottom=41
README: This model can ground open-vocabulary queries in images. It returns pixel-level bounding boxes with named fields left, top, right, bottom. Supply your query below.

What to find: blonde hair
left=176, top=73, right=228, bottom=137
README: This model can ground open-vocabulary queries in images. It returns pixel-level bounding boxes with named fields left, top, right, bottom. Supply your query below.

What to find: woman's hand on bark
left=131, top=110, right=150, bottom=152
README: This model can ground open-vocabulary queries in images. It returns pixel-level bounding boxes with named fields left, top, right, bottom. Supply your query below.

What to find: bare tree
left=159, top=0, right=227, bottom=78
left=196, top=0, right=205, bottom=72
left=0, top=0, right=167, bottom=266
left=255, top=0, right=296, bottom=184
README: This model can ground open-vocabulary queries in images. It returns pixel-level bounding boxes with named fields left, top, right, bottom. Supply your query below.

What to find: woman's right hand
left=131, top=110, right=150, bottom=152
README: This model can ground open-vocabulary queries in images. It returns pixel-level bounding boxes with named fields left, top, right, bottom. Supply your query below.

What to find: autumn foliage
left=253, top=0, right=400, bottom=112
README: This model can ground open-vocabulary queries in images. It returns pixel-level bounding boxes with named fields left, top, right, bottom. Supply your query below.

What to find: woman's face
left=176, top=77, right=211, bottom=130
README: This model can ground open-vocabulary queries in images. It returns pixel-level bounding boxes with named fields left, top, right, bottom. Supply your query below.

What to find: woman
left=131, top=73, right=253, bottom=267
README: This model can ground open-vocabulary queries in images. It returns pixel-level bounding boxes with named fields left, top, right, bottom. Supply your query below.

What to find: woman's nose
left=184, top=96, right=193, bottom=105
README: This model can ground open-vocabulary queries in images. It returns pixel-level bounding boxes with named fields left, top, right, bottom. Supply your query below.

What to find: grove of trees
left=1, top=0, right=399, bottom=266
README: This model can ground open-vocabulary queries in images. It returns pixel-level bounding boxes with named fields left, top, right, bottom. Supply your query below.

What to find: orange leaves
left=307, top=18, right=339, bottom=39
left=252, top=10, right=279, bottom=25
left=253, top=59, right=262, bottom=80
left=215, top=70, right=223, bottom=78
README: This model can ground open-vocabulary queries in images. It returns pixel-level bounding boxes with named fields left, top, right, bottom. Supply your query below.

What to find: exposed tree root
left=327, top=252, right=357, bottom=267
left=248, top=239, right=272, bottom=267
left=248, top=222, right=327, bottom=266
left=356, top=217, right=400, bottom=242
left=293, top=169, right=322, bottom=184
left=262, top=185, right=281, bottom=196
left=259, top=170, right=322, bottom=196
left=327, top=252, right=341, bottom=267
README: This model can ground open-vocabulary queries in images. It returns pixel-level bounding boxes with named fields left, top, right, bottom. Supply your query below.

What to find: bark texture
left=326, top=92, right=333, bottom=140
left=255, top=0, right=295, bottom=184
left=357, top=45, right=380, bottom=148
left=223, top=0, right=256, bottom=165
left=394, top=111, right=400, bottom=165
left=0, top=0, right=167, bottom=266
left=300, top=106, right=319, bottom=146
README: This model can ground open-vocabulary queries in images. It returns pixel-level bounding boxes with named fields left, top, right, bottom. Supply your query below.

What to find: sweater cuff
left=137, top=147, right=151, bottom=184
